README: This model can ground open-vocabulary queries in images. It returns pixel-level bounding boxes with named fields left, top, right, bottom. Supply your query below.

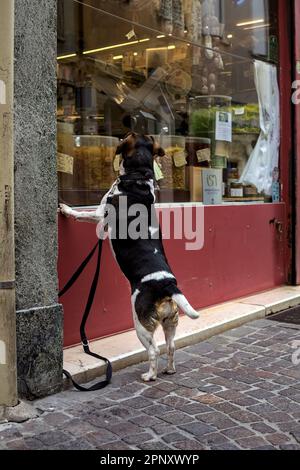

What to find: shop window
left=57, top=0, right=280, bottom=206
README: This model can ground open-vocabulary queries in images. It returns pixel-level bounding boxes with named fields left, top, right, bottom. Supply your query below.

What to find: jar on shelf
left=72, top=135, right=119, bottom=190
left=153, top=135, right=187, bottom=190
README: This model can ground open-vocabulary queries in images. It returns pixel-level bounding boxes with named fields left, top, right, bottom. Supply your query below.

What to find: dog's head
left=116, top=132, right=165, bottom=179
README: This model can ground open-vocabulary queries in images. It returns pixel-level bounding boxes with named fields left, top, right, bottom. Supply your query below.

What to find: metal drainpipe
left=0, top=0, right=18, bottom=407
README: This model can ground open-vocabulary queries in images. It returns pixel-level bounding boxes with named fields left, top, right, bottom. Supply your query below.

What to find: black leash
left=59, top=239, right=112, bottom=391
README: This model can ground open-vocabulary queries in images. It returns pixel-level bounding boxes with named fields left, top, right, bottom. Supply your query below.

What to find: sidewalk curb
left=63, top=286, right=300, bottom=389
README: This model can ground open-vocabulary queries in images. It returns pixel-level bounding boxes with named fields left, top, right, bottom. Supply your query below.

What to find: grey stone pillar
left=14, top=0, right=63, bottom=399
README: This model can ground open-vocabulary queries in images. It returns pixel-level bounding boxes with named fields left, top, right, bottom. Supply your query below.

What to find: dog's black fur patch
left=107, top=134, right=181, bottom=326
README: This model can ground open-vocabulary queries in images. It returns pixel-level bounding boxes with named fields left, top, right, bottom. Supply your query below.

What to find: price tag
left=234, top=108, right=245, bottom=116
left=57, top=153, right=73, bottom=174
left=173, top=150, right=187, bottom=168
left=154, top=160, right=164, bottom=181
left=196, top=147, right=211, bottom=163
left=113, top=155, right=121, bottom=172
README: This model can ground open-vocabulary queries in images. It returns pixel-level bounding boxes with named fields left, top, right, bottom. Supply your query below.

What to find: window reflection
left=57, top=0, right=279, bottom=206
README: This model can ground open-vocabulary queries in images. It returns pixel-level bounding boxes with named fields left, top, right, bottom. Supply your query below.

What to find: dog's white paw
left=141, top=372, right=157, bottom=382
left=59, top=203, right=72, bottom=217
left=162, top=367, right=176, bottom=375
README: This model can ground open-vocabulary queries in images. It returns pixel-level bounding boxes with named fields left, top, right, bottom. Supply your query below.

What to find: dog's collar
left=119, top=172, right=154, bottom=182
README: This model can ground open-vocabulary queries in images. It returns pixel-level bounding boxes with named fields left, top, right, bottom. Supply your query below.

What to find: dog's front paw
left=141, top=372, right=157, bottom=382
left=59, top=203, right=72, bottom=218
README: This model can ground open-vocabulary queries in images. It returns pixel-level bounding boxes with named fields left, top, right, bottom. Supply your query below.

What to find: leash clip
left=82, top=339, right=89, bottom=347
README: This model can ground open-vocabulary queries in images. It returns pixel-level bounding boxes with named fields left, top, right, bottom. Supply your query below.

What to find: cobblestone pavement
left=1, top=319, right=300, bottom=450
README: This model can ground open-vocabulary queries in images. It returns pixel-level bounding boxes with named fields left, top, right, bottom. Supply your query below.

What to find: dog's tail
left=171, top=289, right=199, bottom=320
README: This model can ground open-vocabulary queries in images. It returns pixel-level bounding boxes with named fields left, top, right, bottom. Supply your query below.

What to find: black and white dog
left=60, top=133, right=199, bottom=382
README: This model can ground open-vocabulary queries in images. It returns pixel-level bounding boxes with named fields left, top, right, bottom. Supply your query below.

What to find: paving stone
left=197, top=384, right=224, bottom=394
left=174, top=440, right=206, bottom=450
left=185, top=343, right=215, bottom=355
left=202, top=432, right=230, bottom=445
left=230, top=396, right=260, bottom=407
left=173, top=350, right=195, bottom=363
left=279, top=444, right=300, bottom=450
left=236, top=436, right=270, bottom=449
left=141, top=387, right=170, bottom=399
left=144, top=404, right=173, bottom=416
left=103, top=406, right=140, bottom=420
left=122, top=382, right=148, bottom=394
left=210, top=443, right=241, bottom=450
left=86, top=411, right=122, bottom=428
left=23, top=437, right=47, bottom=450
left=139, top=440, right=172, bottom=450
left=6, top=439, right=28, bottom=450
left=196, top=412, right=237, bottom=430
left=175, top=388, right=201, bottom=398
left=277, top=421, right=300, bottom=433
left=179, top=422, right=216, bottom=438
left=192, top=394, right=223, bottom=405
left=221, top=426, right=255, bottom=439
left=40, top=412, right=70, bottom=427
left=121, top=397, right=153, bottom=410
left=34, top=430, right=70, bottom=447
left=150, top=423, right=177, bottom=436
left=122, top=432, right=153, bottom=445
left=97, top=441, right=133, bottom=450
left=160, top=411, right=195, bottom=425
left=247, top=403, right=278, bottom=414
left=53, top=438, right=95, bottom=450
left=263, top=411, right=294, bottom=424
left=161, top=432, right=188, bottom=444
left=58, top=418, right=100, bottom=437
left=108, top=421, right=140, bottom=438
left=129, top=414, right=163, bottom=428
left=251, top=422, right=277, bottom=434
left=212, top=402, right=241, bottom=414
left=266, top=433, right=292, bottom=446
left=159, top=395, right=190, bottom=409
left=229, top=410, right=263, bottom=423
left=19, top=418, right=52, bottom=435
left=0, top=427, right=22, bottom=442
left=178, top=403, right=214, bottom=415
left=278, top=388, right=300, bottom=399
left=246, top=389, right=276, bottom=400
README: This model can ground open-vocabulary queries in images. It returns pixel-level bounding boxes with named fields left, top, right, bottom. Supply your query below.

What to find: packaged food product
left=154, top=135, right=187, bottom=190
left=185, top=137, right=211, bottom=167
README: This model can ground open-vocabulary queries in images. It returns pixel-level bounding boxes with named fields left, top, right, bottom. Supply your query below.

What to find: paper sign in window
left=0, top=80, right=6, bottom=105
left=57, top=153, right=74, bottom=175
left=215, top=111, right=232, bottom=143
left=0, top=340, right=6, bottom=365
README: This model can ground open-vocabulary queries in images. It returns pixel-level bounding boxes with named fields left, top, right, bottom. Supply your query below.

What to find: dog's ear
left=149, top=136, right=165, bottom=157
left=116, top=132, right=136, bottom=156
left=154, top=145, right=166, bottom=157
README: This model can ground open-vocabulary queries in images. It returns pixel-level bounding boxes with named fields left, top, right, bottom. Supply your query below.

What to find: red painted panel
left=59, top=203, right=286, bottom=347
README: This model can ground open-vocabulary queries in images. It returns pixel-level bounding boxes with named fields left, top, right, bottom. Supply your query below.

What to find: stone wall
left=14, top=0, right=63, bottom=398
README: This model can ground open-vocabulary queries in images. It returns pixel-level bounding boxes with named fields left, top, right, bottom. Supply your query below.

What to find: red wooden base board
left=58, top=203, right=286, bottom=347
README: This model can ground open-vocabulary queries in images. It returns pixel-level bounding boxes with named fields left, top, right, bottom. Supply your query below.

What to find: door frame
left=278, top=0, right=294, bottom=283
left=293, top=0, right=300, bottom=284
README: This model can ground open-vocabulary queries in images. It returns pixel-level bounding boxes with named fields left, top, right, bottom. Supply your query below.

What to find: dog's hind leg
left=162, top=320, right=177, bottom=375
left=160, top=301, right=179, bottom=375
left=135, top=318, right=159, bottom=382
left=132, top=291, right=159, bottom=382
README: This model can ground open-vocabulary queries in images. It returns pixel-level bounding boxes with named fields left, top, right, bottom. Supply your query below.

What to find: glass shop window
left=57, top=0, right=280, bottom=206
